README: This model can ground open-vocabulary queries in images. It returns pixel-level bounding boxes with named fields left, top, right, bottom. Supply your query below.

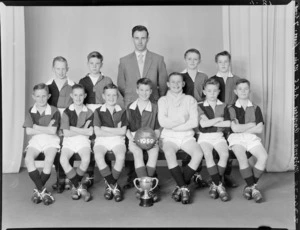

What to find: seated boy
left=93, top=83, right=127, bottom=202
left=197, top=78, right=230, bottom=202
left=158, top=72, right=204, bottom=205
left=59, top=84, right=94, bottom=202
left=126, top=78, right=161, bottom=202
left=210, top=50, right=241, bottom=188
left=23, top=83, right=60, bottom=205
left=228, top=78, right=268, bottom=203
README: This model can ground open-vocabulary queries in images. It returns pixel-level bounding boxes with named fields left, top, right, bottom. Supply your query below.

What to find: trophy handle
left=133, top=178, right=142, bottom=191
left=150, top=177, right=159, bottom=191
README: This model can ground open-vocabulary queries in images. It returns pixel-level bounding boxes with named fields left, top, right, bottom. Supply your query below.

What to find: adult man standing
left=117, top=25, right=168, bottom=107
left=117, top=25, right=168, bottom=189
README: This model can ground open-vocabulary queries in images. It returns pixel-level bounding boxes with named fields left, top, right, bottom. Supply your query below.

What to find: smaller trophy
left=133, top=177, right=159, bottom=207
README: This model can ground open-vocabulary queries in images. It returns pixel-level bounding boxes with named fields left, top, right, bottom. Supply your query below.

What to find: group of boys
left=23, top=25, right=268, bottom=206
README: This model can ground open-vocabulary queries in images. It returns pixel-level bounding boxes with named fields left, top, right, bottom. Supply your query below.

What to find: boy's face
left=53, top=61, right=68, bottom=79
left=203, top=84, right=220, bottom=102
left=132, top=30, right=149, bottom=52
left=136, top=84, right=152, bottom=101
left=32, top=89, right=50, bottom=107
left=102, top=88, right=118, bottom=106
left=234, top=83, right=250, bottom=100
left=70, top=88, right=86, bottom=106
left=167, top=74, right=185, bottom=94
left=216, top=55, right=230, bottom=73
left=185, top=52, right=200, bottom=70
left=88, top=57, right=102, bottom=75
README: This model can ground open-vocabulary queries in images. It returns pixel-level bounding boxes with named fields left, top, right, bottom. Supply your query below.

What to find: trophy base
left=139, top=198, right=154, bottom=207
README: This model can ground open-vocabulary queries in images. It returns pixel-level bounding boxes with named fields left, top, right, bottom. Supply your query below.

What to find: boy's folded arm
left=244, top=122, right=264, bottom=134
left=101, top=126, right=127, bottom=136
left=94, top=126, right=116, bottom=137
left=200, top=117, right=223, bottom=128
left=214, top=120, right=231, bottom=127
left=157, top=100, right=183, bottom=128
left=26, top=127, right=43, bottom=135
left=63, top=129, right=79, bottom=137
left=32, top=124, right=57, bottom=135
left=69, top=126, right=93, bottom=136
left=172, top=100, right=198, bottom=131
left=231, top=121, right=256, bottom=133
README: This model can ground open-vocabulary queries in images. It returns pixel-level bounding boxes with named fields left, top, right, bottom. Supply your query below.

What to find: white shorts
left=94, top=136, right=125, bottom=151
left=86, top=104, right=102, bottom=112
left=62, top=135, right=91, bottom=153
left=228, top=133, right=262, bottom=151
left=197, top=132, right=227, bottom=147
left=160, top=130, right=195, bottom=150
left=26, top=134, right=60, bottom=152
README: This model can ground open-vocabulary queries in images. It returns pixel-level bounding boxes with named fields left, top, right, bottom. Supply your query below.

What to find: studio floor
left=2, top=165, right=296, bottom=229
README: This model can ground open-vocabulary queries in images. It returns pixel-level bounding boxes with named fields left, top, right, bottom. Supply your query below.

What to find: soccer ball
left=134, top=127, right=157, bottom=150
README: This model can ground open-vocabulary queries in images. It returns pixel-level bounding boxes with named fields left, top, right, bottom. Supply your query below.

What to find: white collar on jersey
left=100, top=104, right=122, bottom=112
left=69, top=103, right=88, bottom=112
left=216, top=71, right=233, bottom=78
left=203, top=100, right=223, bottom=107
left=31, top=103, right=52, bottom=115
left=129, top=99, right=152, bottom=112
left=46, top=78, right=75, bottom=86
left=235, top=99, right=253, bottom=108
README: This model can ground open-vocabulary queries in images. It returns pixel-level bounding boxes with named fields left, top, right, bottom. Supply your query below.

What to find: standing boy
left=210, top=50, right=241, bottom=188
left=23, top=83, right=60, bottom=205
left=78, top=51, right=117, bottom=189
left=126, top=78, right=161, bottom=202
left=158, top=72, right=204, bottom=205
left=60, top=84, right=94, bottom=202
left=228, top=79, right=268, bottom=203
left=93, top=83, right=127, bottom=202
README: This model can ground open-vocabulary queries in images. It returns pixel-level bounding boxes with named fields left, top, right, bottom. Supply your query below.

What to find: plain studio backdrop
left=1, top=4, right=295, bottom=173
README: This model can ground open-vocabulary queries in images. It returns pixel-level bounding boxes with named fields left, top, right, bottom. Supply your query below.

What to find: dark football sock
left=40, top=171, right=51, bottom=186
left=253, top=167, right=264, bottom=183
left=207, top=165, right=220, bottom=185
left=112, top=167, right=121, bottom=181
left=66, top=168, right=79, bottom=188
left=183, top=165, right=196, bottom=184
left=146, top=166, right=156, bottom=177
left=240, top=167, right=255, bottom=186
left=136, top=166, right=148, bottom=178
left=29, top=169, right=43, bottom=191
left=170, top=165, right=185, bottom=187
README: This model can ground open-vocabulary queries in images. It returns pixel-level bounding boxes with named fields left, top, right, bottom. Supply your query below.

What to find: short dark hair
left=184, top=48, right=201, bottom=60
left=136, top=78, right=153, bottom=89
left=204, top=78, right=220, bottom=89
left=72, top=83, right=86, bottom=93
left=168, top=72, right=184, bottom=82
left=132, top=25, right=149, bottom=37
left=235, top=78, right=250, bottom=88
left=215, top=51, right=231, bottom=63
left=103, top=83, right=118, bottom=93
left=52, top=56, right=68, bottom=68
left=33, top=83, right=49, bottom=94
left=87, top=51, right=103, bottom=62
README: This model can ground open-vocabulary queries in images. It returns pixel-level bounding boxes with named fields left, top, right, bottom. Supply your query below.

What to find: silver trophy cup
left=133, top=177, right=159, bottom=207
